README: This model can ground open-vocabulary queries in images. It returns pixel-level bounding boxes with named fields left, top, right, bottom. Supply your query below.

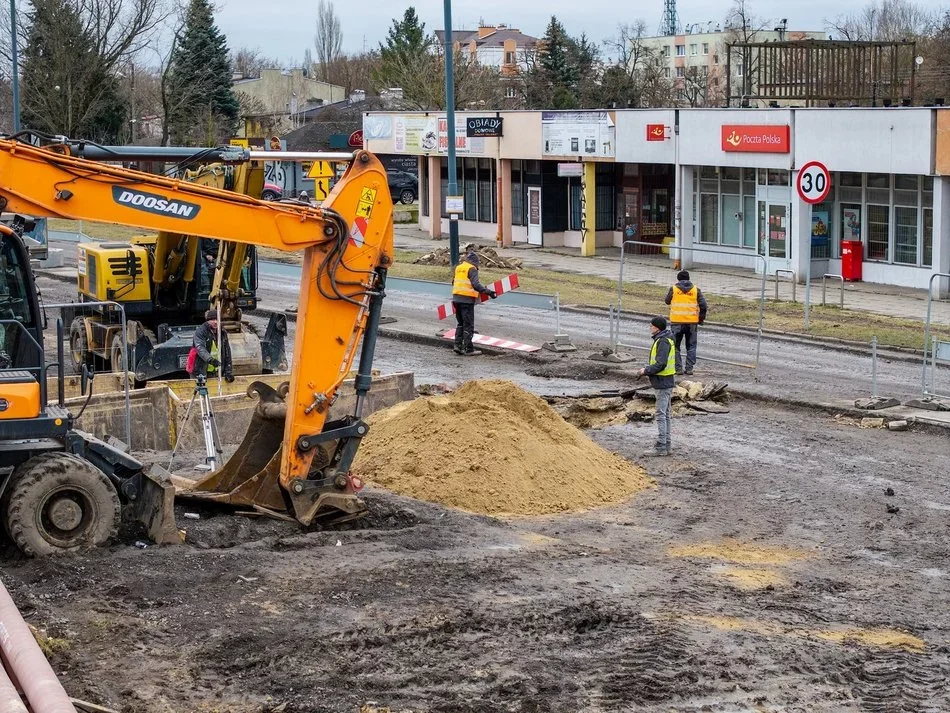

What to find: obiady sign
left=466, top=117, right=503, bottom=138
left=721, top=124, right=790, bottom=153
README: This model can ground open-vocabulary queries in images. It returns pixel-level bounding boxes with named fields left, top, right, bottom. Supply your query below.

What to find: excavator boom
left=0, top=137, right=394, bottom=541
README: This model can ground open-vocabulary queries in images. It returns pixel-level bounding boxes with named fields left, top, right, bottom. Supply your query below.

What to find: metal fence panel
left=922, top=273, right=950, bottom=398
left=614, top=240, right=766, bottom=371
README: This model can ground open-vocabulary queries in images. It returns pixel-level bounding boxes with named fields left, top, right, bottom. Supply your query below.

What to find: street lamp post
left=10, top=0, right=20, bottom=131
left=443, top=0, right=459, bottom=265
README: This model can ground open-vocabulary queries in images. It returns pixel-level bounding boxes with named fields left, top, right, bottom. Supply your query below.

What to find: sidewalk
left=394, top=226, right=949, bottom=325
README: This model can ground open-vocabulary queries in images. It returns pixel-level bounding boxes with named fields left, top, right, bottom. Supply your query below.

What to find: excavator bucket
left=177, top=381, right=288, bottom=513
left=175, top=381, right=368, bottom=524
left=127, top=465, right=182, bottom=545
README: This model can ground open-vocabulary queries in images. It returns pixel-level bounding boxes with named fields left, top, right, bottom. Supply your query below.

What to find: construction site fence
left=613, top=241, right=766, bottom=371
left=47, top=300, right=132, bottom=448
left=922, top=272, right=950, bottom=398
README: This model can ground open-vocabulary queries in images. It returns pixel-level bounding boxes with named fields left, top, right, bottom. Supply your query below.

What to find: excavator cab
left=0, top=224, right=178, bottom=556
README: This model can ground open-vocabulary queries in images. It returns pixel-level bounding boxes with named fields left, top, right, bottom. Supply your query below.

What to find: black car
left=387, top=170, right=418, bottom=205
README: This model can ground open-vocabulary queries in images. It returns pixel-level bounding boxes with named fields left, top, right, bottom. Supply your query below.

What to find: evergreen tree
left=166, top=0, right=239, bottom=145
left=20, top=0, right=126, bottom=141
left=374, top=7, right=436, bottom=108
left=379, top=7, right=430, bottom=67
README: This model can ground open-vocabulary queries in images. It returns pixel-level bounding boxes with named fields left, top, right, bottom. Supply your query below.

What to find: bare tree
left=827, top=0, right=935, bottom=41
left=79, top=0, right=172, bottom=72
left=231, top=47, right=279, bottom=79
left=314, top=0, right=342, bottom=82
left=724, top=0, right=768, bottom=104
left=599, top=22, right=674, bottom=108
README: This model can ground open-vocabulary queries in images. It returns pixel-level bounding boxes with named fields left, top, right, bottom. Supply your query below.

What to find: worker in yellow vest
left=664, top=269, right=708, bottom=375
left=638, top=316, right=676, bottom=456
left=451, top=251, right=497, bottom=356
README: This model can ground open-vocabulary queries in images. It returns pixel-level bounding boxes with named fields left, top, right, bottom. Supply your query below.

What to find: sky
left=213, top=0, right=948, bottom=66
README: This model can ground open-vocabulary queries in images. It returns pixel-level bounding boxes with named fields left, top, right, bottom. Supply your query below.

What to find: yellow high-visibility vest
left=208, top=341, right=219, bottom=373
left=452, top=263, right=479, bottom=298
left=670, top=286, right=700, bottom=323
left=650, top=337, right=676, bottom=376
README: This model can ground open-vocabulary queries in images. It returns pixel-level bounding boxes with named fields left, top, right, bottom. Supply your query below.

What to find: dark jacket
left=452, top=265, right=490, bottom=305
left=664, top=280, right=708, bottom=323
left=644, top=328, right=676, bottom=389
left=192, top=320, right=233, bottom=378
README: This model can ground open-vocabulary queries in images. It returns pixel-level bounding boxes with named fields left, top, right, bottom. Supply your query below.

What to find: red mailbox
left=841, top=240, right=863, bottom=282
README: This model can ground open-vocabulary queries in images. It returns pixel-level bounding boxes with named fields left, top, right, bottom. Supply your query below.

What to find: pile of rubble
left=413, top=243, right=522, bottom=269
left=545, top=380, right=730, bottom=429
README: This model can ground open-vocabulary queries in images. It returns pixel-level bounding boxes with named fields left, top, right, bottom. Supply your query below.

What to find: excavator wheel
left=111, top=333, right=130, bottom=373
left=4, top=452, right=121, bottom=557
left=69, top=317, right=92, bottom=371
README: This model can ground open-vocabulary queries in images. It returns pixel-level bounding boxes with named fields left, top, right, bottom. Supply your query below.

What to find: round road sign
left=797, top=161, right=831, bottom=204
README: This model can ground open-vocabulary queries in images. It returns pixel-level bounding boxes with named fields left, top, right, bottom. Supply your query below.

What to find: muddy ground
left=4, top=350, right=950, bottom=711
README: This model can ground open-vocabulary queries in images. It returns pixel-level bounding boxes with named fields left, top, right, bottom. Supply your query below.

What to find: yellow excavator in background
left=69, top=151, right=288, bottom=381
left=0, top=133, right=392, bottom=556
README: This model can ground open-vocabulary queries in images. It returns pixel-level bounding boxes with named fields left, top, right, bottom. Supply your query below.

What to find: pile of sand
left=353, top=380, right=653, bottom=516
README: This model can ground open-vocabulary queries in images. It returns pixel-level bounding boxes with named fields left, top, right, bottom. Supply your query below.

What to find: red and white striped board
left=436, top=273, right=520, bottom=320
left=348, top=216, right=368, bottom=247
left=442, top=329, right=541, bottom=353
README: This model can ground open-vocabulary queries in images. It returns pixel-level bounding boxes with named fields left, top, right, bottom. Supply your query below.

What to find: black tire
left=399, top=189, right=415, bottom=205
left=5, top=452, right=121, bottom=557
left=261, top=190, right=279, bottom=201
left=69, top=318, right=90, bottom=371
left=111, top=333, right=129, bottom=373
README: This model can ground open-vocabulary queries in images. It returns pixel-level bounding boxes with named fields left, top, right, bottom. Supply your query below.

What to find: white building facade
left=363, top=107, right=950, bottom=294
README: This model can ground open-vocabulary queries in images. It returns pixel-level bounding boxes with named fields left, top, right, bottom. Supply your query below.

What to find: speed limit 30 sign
left=797, top=160, right=831, bottom=204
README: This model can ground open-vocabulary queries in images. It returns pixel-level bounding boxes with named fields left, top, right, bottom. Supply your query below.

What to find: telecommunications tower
left=660, top=0, right=680, bottom=36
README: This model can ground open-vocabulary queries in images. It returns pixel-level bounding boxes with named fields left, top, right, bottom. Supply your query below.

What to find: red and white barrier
left=442, top=329, right=540, bottom=353
left=436, top=273, right=520, bottom=320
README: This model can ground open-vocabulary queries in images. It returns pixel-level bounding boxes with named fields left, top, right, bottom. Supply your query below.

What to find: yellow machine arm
left=0, top=138, right=393, bottom=524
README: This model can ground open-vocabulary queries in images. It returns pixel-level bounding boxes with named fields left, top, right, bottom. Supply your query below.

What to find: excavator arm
left=0, top=137, right=394, bottom=526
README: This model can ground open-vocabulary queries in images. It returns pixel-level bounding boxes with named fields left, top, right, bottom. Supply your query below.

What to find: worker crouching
left=451, top=251, right=496, bottom=356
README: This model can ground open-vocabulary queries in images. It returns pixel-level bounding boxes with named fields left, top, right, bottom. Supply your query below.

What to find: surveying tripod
left=169, top=372, right=223, bottom=472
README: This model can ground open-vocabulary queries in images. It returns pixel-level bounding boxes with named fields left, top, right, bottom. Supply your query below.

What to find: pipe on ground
left=0, top=659, right=28, bottom=713
left=0, top=579, right=77, bottom=713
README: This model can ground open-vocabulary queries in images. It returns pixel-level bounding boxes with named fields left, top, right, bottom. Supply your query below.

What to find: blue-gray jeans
left=673, top=323, right=698, bottom=371
left=655, top=387, right=672, bottom=448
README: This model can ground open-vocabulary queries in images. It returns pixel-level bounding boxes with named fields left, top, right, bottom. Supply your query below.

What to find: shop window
left=767, top=169, right=789, bottom=186
left=701, top=165, right=718, bottom=179
left=511, top=161, right=524, bottom=226
left=700, top=194, right=718, bottom=243
left=463, top=158, right=477, bottom=221
left=840, top=203, right=862, bottom=249
left=721, top=194, right=742, bottom=246
left=421, top=161, right=429, bottom=217
left=478, top=159, right=495, bottom=223
left=743, top=195, right=756, bottom=248
left=867, top=204, right=890, bottom=261
left=867, top=173, right=889, bottom=189
left=596, top=185, right=614, bottom=231
left=570, top=182, right=582, bottom=231
left=894, top=174, right=918, bottom=191
left=894, top=206, right=918, bottom=264
left=923, top=207, right=933, bottom=267
left=840, top=172, right=862, bottom=187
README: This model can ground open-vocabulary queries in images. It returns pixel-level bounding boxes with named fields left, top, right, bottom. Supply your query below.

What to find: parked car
left=261, top=182, right=282, bottom=201
left=387, top=170, right=418, bottom=205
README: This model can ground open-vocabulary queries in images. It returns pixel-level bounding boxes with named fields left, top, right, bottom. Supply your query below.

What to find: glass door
left=758, top=201, right=792, bottom=273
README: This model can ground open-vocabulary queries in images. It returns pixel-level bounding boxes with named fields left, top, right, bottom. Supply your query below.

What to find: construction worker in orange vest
left=451, top=251, right=497, bottom=356
left=664, top=269, right=708, bottom=375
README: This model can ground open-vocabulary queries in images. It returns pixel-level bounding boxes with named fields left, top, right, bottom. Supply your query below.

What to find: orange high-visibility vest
left=670, top=286, right=700, bottom=323
left=452, top=262, right=479, bottom=298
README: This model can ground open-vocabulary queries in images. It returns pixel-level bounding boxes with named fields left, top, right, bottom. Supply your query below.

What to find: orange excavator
left=0, top=134, right=392, bottom=555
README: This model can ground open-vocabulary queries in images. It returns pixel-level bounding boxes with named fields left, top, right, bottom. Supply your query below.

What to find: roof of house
left=435, top=27, right=538, bottom=48
left=282, top=97, right=387, bottom=151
